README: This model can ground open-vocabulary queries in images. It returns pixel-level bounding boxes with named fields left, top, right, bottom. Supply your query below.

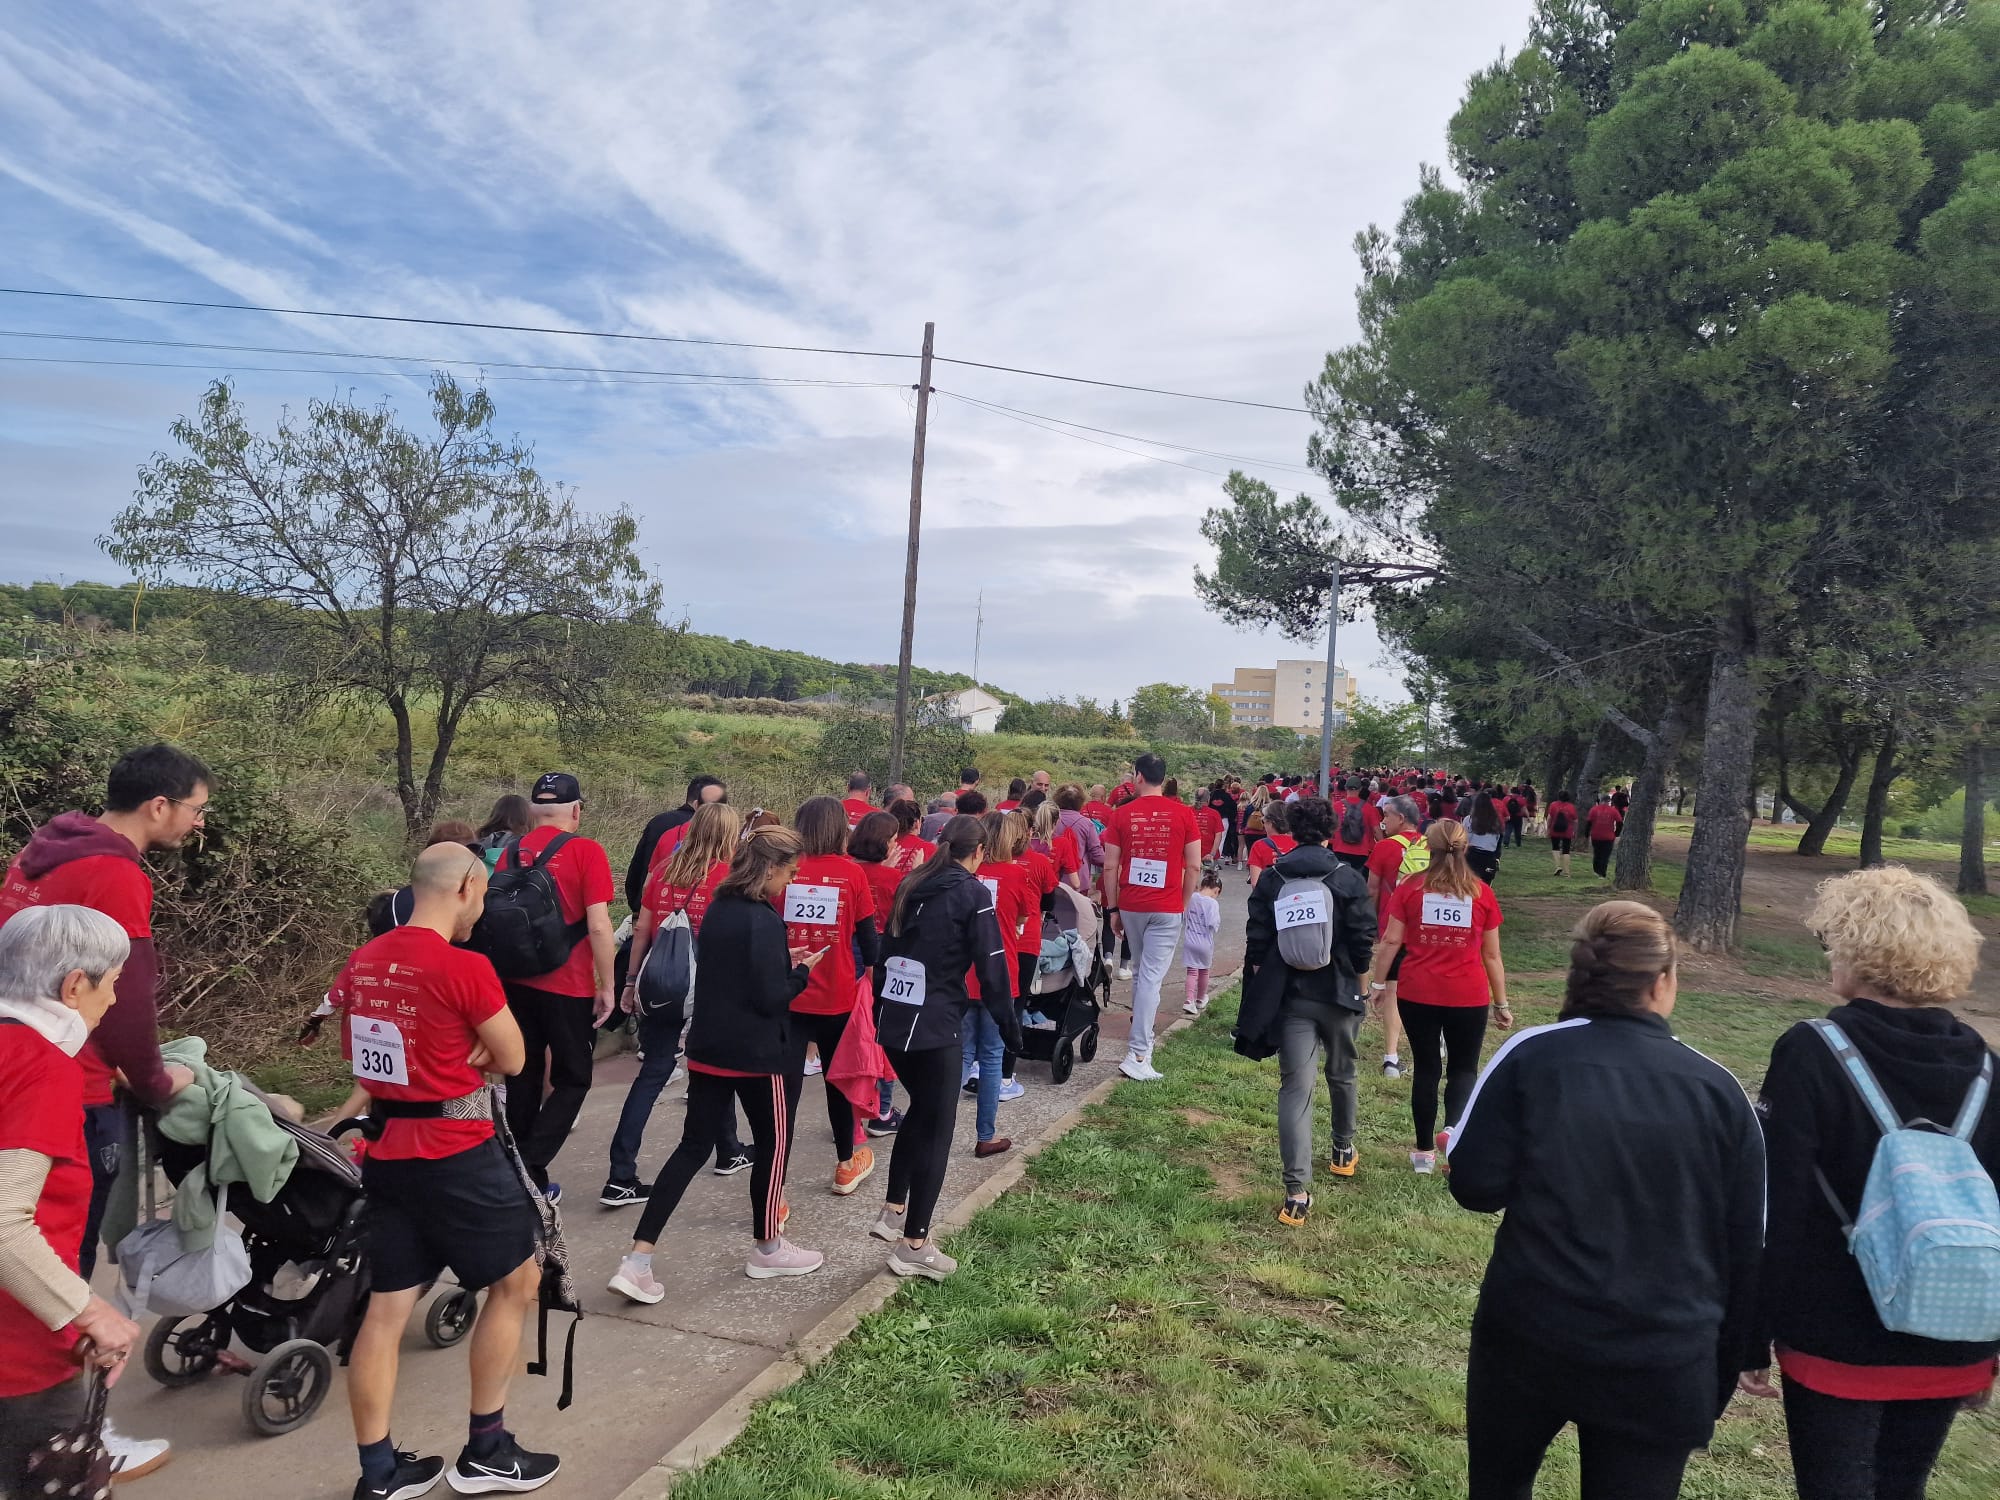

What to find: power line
left=938, top=388, right=1317, bottom=474
left=936, top=389, right=1292, bottom=480
left=0, top=329, right=903, bottom=387
left=0, top=285, right=1312, bottom=412
left=0, top=352, right=904, bottom=390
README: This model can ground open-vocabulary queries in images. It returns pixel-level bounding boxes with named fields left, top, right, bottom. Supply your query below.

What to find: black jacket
left=683, top=888, right=808, bottom=1075
left=1448, top=1013, right=1766, bottom=1408
left=1235, top=844, right=1374, bottom=1060
left=625, top=806, right=695, bottom=913
left=1753, top=997, right=2000, bottom=1369
left=874, top=863, right=1020, bottom=1054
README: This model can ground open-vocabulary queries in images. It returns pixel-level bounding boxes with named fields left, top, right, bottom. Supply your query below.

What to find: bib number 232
left=785, top=883, right=840, bottom=926
left=349, top=1015, right=410, bottom=1087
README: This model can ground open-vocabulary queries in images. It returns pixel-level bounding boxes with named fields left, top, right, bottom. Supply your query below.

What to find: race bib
left=784, top=883, right=840, bottom=926
left=1422, top=892, right=1474, bottom=930
left=349, top=1014, right=410, bottom=1087
left=980, top=877, right=1001, bottom=905
left=1128, top=857, right=1168, bottom=889
left=882, top=956, right=926, bottom=1006
left=1275, top=889, right=1328, bottom=928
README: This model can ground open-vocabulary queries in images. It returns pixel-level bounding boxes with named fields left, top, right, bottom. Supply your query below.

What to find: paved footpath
left=120, top=876, right=1254, bottom=1500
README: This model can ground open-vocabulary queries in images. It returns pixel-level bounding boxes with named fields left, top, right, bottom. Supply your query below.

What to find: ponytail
left=1422, top=819, right=1479, bottom=900
left=889, top=814, right=986, bottom=937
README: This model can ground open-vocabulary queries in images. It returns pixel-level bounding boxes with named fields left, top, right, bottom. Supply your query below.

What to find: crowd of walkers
left=0, top=743, right=1992, bottom=1500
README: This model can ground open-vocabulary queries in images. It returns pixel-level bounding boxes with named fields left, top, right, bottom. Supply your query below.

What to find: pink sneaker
left=746, top=1236, right=825, bottom=1279
left=608, top=1260, right=665, bottom=1304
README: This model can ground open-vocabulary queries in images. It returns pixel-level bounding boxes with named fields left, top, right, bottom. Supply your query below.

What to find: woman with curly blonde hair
left=1740, top=865, right=1995, bottom=1500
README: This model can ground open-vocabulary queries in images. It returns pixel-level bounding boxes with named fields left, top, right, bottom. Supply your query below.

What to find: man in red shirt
left=334, top=841, right=558, bottom=1498
left=0, top=744, right=206, bottom=1289
left=1584, top=793, right=1624, bottom=879
left=1081, top=786, right=1116, bottom=831
left=496, top=772, right=617, bottom=1201
left=841, top=772, right=876, bottom=828
left=1329, top=779, right=1381, bottom=870
left=1103, top=753, right=1202, bottom=1082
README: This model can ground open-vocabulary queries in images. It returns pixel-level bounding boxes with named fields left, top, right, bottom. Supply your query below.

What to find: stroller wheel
left=1050, top=1036, right=1076, bottom=1085
left=144, top=1312, right=227, bottom=1387
left=242, top=1338, right=334, bottom=1437
left=424, top=1287, right=480, bottom=1348
left=1078, top=1026, right=1099, bottom=1064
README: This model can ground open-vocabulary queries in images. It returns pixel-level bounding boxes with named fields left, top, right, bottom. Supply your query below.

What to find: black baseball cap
left=531, top=772, right=583, bottom=804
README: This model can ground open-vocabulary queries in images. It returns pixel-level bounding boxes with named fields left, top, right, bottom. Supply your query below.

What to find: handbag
left=635, top=891, right=697, bottom=1017
left=23, top=1366, right=113, bottom=1499
left=112, top=1177, right=253, bottom=1319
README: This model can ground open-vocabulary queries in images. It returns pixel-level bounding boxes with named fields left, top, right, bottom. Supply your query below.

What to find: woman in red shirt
left=1544, top=789, right=1578, bottom=878
left=605, top=803, right=746, bottom=1203
left=963, top=812, right=1039, bottom=1149
left=886, top=800, right=934, bottom=873
left=0, top=905, right=146, bottom=1492
left=1026, top=802, right=1083, bottom=892
left=848, top=812, right=907, bottom=920
left=785, top=798, right=881, bottom=1195
left=1364, top=820, right=1510, bottom=1173
left=1583, top=794, right=1623, bottom=879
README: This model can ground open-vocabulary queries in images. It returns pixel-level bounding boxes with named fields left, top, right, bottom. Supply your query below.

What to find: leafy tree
left=1128, top=682, right=1229, bottom=743
left=813, top=700, right=969, bottom=797
left=107, top=375, right=667, bottom=832
left=1344, top=697, right=1426, bottom=767
left=997, top=695, right=1133, bottom=737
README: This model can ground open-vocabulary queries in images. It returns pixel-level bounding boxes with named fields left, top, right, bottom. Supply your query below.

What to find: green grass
left=678, top=984, right=1997, bottom=1500
left=1722, top=818, right=1981, bottom=869
left=1739, top=932, right=1830, bottom=982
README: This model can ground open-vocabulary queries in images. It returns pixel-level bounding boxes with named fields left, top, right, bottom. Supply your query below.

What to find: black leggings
left=785, top=1009, right=856, bottom=1166
left=1467, top=847, right=1499, bottom=885
left=1592, top=838, right=1616, bottom=877
left=503, top=984, right=596, bottom=1187
left=636, top=1071, right=788, bottom=1245
left=1397, top=999, right=1488, bottom=1151
left=1782, top=1379, right=1963, bottom=1500
left=883, top=1043, right=960, bottom=1239
left=1466, top=1316, right=1701, bottom=1499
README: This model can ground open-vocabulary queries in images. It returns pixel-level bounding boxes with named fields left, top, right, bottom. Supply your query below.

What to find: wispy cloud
left=0, top=0, right=1536, bottom=703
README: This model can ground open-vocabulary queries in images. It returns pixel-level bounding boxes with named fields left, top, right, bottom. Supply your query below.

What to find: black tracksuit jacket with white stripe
left=1447, top=1012, right=1766, bottom=1405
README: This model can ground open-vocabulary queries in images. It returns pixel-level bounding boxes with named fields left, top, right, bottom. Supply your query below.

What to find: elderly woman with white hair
left=1741, top=866, right=1996, bottom=1500
left=0, top=904, right=154, bottom=1493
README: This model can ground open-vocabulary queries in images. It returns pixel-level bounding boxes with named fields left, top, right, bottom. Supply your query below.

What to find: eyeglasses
left=167, top=798, right=211, bottom=823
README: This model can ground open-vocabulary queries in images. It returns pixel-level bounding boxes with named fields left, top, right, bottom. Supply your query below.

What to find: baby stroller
left=140, top=1107, right=480, bottom=1436
left=1013, top=883, right=1109, bottom=1084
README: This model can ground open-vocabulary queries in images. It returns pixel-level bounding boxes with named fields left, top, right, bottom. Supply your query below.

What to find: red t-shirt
left=1246, top=834, right=1298, bottom=878
left=641, top=859, right=730, bottom=937
left=504, top=827, right=615, bottom=997
left=1546, top=801, right=1579, bottom=838
left=889, top=833, right=934, bottom=873
left=1195, top=806, right=1224, bottom=850
left=1584, top=803, right=1623, bottom=840
left=0, top=1027, right=89, bottom=1397
left=1386, top=878, right=1502, bottom=1007
left=1106, top=796, right=1203, bottom=913
left=0, top=850, right=157, bottom=1108
left=1034, top=832, right=1082, bottom=886
left=331, top=926, right=508, bottom=1160
left=997, top=800, right=1021, bottom=813
left=841, top=797, right=875, bottom=828
left=645, top=821, right=690, bottom=877
left=967, top=860, right=1037, bottom=996
left=1777, top=1346, right=1997, bottom=1401
left=779, top=852, right=876, bottom=1016
left=1082, top=801, right=1116, bottom=830
left=1016, top=850, right=1059, bottom=954
left=1330, top=798, right=1382, bottom=855
left=857, top=858, right=904, bottom=925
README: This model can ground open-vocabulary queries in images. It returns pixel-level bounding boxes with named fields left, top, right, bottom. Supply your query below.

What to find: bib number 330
left=349, top=1015, right=410, bottom=1087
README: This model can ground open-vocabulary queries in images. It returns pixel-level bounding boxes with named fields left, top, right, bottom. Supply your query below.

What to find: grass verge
left=677, top=984, right=1998, bottom=1500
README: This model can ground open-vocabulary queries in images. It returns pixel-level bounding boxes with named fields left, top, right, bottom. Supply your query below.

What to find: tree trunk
left=1794, top=748, right=1861, bottom=857
left=1675, top=627, right=1758, bottom=953
left=1961, top=741, right=1989, bottom=896
left=1858, top=724, right=1900, bottom=869
left=1544, top=728, right=1580, bottom=803
left=1773, top=717, right=1814, bottom=823
left=1614, top=698, right=1690, bottom=892
left=1574, top=718, right=1613, bottom=811
left=419, top=708, right=464, bottom=831
left=388, top=693, right=422, bottom=833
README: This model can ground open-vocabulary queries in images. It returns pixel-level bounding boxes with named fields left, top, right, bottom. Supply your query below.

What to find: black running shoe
left=597, top=1179, right=645, bottom=1207
left=712, top=1151, right=754, bottom=1177
left=865, top=1108, right=904, bottom=1137
left=447, top=1434, right=560, bottom=1493
left=354, top=1451, right=445, bottom=1500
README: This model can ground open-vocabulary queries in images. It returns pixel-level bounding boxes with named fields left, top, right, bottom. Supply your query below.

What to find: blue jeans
left=960, top=1006, right=1006, bottom=1142
left=608, top=1003, right=742, bottom=1182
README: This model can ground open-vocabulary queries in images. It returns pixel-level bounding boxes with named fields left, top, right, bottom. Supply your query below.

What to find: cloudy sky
left=0, top=1, right=1535, bottom=705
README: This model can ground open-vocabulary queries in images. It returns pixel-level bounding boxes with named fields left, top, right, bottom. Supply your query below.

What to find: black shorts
left=361, top=1137, right=539, bottom=1293
left=1550, top=837, right=1573, bottom=853
left=1387, top=949, right=1406, bottom=981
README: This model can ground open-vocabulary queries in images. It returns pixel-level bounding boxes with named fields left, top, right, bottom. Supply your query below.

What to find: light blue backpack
left=1810, top=1019, right=2000, bottom=1343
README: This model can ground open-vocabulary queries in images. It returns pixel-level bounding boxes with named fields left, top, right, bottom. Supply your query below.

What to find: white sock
left=623, top=1251, right=653, bottom=1276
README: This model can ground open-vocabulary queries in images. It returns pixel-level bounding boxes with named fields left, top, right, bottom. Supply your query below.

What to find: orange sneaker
left=1327, top=1145, right=1358, bottom=1178
left=832, top=1146, right=875, bottom=1195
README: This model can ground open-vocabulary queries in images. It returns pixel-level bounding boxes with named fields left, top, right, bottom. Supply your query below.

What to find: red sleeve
left=1386, top=879, right=1417, bottom=929
left=850, top=861, right=878, bottom=922
left=576, top=839, right=615, bottom=908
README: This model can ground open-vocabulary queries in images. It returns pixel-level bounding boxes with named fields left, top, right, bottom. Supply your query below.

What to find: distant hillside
left=0, top=579, right=1017, bottom=706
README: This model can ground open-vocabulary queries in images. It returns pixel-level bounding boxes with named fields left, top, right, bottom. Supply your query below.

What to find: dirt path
left=1651, top=833, right=2000, bottom=1046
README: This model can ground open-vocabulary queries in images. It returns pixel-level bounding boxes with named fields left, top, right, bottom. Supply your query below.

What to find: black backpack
left=1550, top=805, right=1573, bottom=837
left=1338, top=800, right=1367, bottom=847
left=471, top=834, right=587, bottom=979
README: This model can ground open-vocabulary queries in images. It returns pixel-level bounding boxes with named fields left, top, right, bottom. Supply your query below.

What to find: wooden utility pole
left=888, top=321, right=935, bottom=784
left=1317, top=560, right=1341, bottom=792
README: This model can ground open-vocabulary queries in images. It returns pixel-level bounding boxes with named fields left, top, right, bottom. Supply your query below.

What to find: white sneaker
left=1139, top=1060, right=1165, bottom=1081
left=997, top=1078, right=1025, bottom=1102
left=1116, top=966, right=1133, bottom=981
left=747, top=1236, right=825, bottom=1279
left=803, top=1055, right=822, bottom=1076
left=1119, top=1056, right=1163, bottom=1082
left=1382, top=1057, right=1402, bottom=1080
left=103, top=1420, right=173, bottom=1482
left=1182, top=1001, right=1201, bottom=1015
left=1411, top=1151, right=1436, bottom=1175
left=668, top=1062, right=687, bottom=1087
left=609, top=1261, right=665, bottom=1304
